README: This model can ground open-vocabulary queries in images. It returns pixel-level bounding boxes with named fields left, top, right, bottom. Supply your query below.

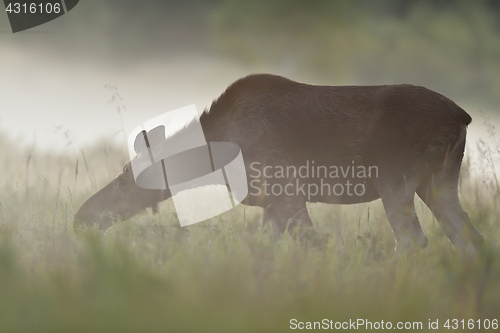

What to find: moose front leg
left=262, top=204, right=282, bottom=237
left=272, top=197, right=315, bottom=240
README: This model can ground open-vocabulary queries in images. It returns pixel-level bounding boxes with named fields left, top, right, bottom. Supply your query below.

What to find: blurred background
left=1, top=0, right=500, bottom=154
left=1, top=3, right=500, bottom=330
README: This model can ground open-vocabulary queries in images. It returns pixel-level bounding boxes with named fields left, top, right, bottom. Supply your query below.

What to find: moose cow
left=74, top=74, right=483, bottom=252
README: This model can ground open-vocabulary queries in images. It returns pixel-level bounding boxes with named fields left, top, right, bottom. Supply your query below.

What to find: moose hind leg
left=417, top=176, right=483, bottom=251
left=379, top=185, right=429, bottom=252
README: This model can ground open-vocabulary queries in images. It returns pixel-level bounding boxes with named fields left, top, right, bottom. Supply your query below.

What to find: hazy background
left=1, top=3, right=500, bottom=330
left=1, top=0, right=500, bottom=157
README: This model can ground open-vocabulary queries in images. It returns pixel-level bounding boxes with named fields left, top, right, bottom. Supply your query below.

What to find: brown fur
left=74, top=74, right=482, bottom=252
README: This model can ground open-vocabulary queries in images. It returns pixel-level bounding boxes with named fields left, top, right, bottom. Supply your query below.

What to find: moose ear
left=146, top=125, right=166, bottom=148
left=133, top=126, right=166, bottom=155
left=134, top=130, right=149, bottom=154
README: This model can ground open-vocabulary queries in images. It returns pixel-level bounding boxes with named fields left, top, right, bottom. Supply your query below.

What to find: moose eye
left=116, top=178, right=127, bottom=189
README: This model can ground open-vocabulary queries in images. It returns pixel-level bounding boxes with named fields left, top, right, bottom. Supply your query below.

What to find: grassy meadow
left=0, top=129, right=499, bottom=333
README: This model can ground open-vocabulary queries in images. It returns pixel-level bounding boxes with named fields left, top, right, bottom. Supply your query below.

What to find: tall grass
left=0, top=128, right=499, bottom=332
